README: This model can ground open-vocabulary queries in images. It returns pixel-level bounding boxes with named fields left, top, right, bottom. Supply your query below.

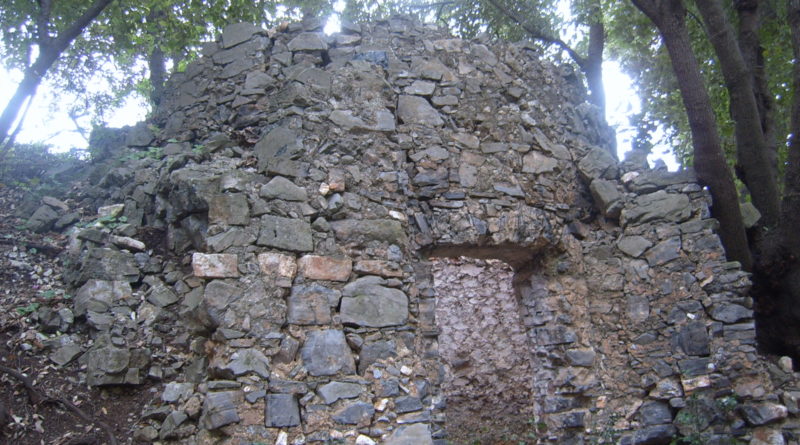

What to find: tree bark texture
left=782, top=0, right=800, bottom=265
left=631, top=0, right=753, bottom=270
left=0, top=0, right=115, bottom=156
left=735, top=0, right=779, bottom=179
left=694, top=0, right=781, bottom=228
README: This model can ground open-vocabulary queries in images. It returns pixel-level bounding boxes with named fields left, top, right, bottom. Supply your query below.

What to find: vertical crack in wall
left=432, top=256, right=538, bottom=441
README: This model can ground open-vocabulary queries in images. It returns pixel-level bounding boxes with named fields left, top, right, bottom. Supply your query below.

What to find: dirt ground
left=0, top=184, right=154, bottom=444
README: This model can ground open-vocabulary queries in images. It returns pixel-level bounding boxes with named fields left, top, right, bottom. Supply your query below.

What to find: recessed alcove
left=425, top=244, right=553, bottom=442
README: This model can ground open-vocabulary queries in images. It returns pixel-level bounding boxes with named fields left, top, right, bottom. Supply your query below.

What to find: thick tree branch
left=632, top=0, right=753, bottom=269
left=783, top=0, right=800, bottom=257
left=36, top=0, right=54, bottom=46
left=0, top=0, right=114, bottom=158
left=694, top=0, right=781, bottom=228
left=483, top=0, right=588, bottom=68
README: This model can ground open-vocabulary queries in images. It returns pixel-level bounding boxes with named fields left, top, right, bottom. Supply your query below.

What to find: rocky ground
left=0, top=183, right=151, bottom=445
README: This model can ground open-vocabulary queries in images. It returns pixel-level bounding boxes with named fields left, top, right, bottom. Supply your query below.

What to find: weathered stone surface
left=590, top=179, right=622, bottom=218
left=340, top=276, right=408, bottom=327
left=257, top=215, right=313, bottom=252
left=384, top=423, right=434, bottom=445
left=617, top=235, right=653, bottom=258
left=397, top=95, right=443, bottom=126
left=50, top=342, right=82, bottom=366
left=287, top=32, right=327, bottom=51
left=260, top=176, right=308, bottom=201
left=330, top=219, right=406, bottom=245
left=333, top=401, right=374, bottom=424
left=254, top=127, right=302, bottom=173
left=629, top=169, right=697, bottom=194
left=126, top=122, right=154, bottom=146
left=565, top=348, right=596, bottom=367
left=159, top=410, right=188, bottom=440
left=265, top=393, right=300, bottom=427
left=395, top=396, right=423, bottom=413
left=358, top=340, right=396, bottom=374
left=258, top=252, right=297, bottom=287
left=353, top=260, right=403, bottom=278
left=645, top=237, right=682, bottom=266
left=199, top=391, right=240, bottom=430
left=619, top=425, right=677, bottom=445
left=329, top=109, right=396, bottom=132
left=209, top=193, right=250, bottom=226
left=192, top=253, right=239, bottom=278
left=146, top=283, right=179, bottom=307
left=162, top=382, right=194, bottom=403
left=221, top=22, right=262, bottom=48
left=710, top=303, right=752, bottom=323
left=621, top=191, right=691, bottom=227
left=678, top=321, right=710, bottom=356
left=71, top=248, right=140, bottom=285
left=740, top=403, right=788, bottom=426
left=318, top=381, right=363, bottom=404
left=226, top=348, right=270, bottom=378
left=578, top=147, right=618, bottom=181
left=298, top=255, right=352, bottom=281
left=523, top=150, right=558, bottom=174
left=638, top=401, right=672, bottom=425
left=74, top=280, right=133, bottom=316
left=287, top=284, right=333, bottom=325
left=26, top=205, right=59, bottom=232
left=300, top=330, right=356, bottom=376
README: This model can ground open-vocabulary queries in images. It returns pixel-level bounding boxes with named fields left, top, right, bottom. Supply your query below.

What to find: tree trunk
left=735, top=0, right=779, bottom=179
left=149, top=45, right=166, bottom=106
left=694, top=0, right=781, bottom=229
left=586, top=13, right=606, bottom=116
left=631, top=0, right=753, bottom=270
left=0, top=0, right=114, bottom=157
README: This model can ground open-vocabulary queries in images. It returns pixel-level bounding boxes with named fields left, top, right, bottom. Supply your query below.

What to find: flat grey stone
left=590, top=179, right=622, bottom=218
left=621, top=190, right=691, bottom=227
left=638, top=401, right=672, bottom=425
left=645, top=237, right=682, bottom=266
left=619, top=425, right=677, bottom=445
left=257, top=215, right=313, bottom=252
left=74, top=279, right=132, bottom=316
left=577, top=146, right=618, bottom=181
left=330, top=219, right=406, bottom=245
left=332, top=401, right=374, bottom=424
left=159, top=410, right=188, bottom=440
left=209, top=193, right=250, bottom=226
left=260, top=176, right=308, bottom=201
left=565, top=348, right=595, bottom=367
left=162, top=382, right=195, bottom=403
left=226, top=348, right=270, bottom=378
left=397, top=95, right=443, bottom=126
left=146, top=284, right=179, bottom=308
left=301, top=329, right=356, bottom=376
left=740, top=403, right=788, bottom=426
left=678, top=321, right=710, bottom=356
left=49, top=342, right=82, bottom=366
left=395, top=396, right=423, bottom=413
left=265, top=393, right=300, bottom=427
left=199, top=391, right=240, bottom=430
left=617, top=236, right=653, bottom=258
left=126, top=122, right=154, bottom=147
left=287, top=284, right=334, bottom=325
left=358, top=340, right=396, bottom=374
left=221, top=23, right=262, bottom=48
left=254, top=126, right=303, bottom=173
left=287, top=32, right=328, bottom=51
left=384, top=423, right=433, bottom=445
left=710, top=303, right=752, bottom=324
left=26, top=205, right=59, bottom=232
left=318, top=381, right=364, bottom=404
left=522, top=151, right=558, bottom=174
left=340, top=276, right=408, bottom=328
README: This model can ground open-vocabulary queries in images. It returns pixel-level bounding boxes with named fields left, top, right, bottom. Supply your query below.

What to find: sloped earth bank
left=0, top=184, right=151, bottom=444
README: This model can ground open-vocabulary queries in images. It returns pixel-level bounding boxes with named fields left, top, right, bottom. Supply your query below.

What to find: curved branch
left=483, top=0, right=588, bottom=69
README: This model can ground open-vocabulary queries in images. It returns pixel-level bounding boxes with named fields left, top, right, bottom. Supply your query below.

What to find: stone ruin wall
left=33, top=14, right=800, bottom=444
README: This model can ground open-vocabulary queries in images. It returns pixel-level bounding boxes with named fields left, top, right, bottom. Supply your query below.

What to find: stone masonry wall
left=26, top=14, right=800, bottom=444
